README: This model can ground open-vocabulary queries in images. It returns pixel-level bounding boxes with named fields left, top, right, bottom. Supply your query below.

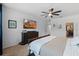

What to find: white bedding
left=29, top=36, right=79, bottom=56
left=40, top=36, right=67, bottom=56
left=29, top=36, right=56, bottom=56
left=63, top=37, right=79, bottom=56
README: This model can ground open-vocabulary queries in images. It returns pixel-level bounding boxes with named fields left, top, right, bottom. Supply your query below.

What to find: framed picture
left=66, top=22, right=74, bottom=37
left=23, top=20, right=37, bottom=29
left=8, top=20, right=17, bottom=29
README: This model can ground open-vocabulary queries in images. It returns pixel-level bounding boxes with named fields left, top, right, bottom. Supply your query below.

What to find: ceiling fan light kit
left=41, top=8, right=62, bottom=18
left=48, top=13, right=52, bottom=16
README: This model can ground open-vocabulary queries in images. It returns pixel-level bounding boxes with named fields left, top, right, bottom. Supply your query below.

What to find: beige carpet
left=3, top=44, right=29, bottom=56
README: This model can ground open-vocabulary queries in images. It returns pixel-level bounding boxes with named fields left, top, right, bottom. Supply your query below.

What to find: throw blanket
left=29, top=36, right=56, bottom=56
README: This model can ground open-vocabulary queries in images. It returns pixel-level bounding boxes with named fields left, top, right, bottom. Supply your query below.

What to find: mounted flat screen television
left=23, top=20, right=37, bottom=29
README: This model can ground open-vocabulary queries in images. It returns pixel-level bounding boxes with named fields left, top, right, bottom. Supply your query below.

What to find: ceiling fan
left=41, top=8, right=62, bottom=18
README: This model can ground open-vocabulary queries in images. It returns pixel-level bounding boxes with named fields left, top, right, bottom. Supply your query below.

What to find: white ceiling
left=3, top=3, right=79, bottom=18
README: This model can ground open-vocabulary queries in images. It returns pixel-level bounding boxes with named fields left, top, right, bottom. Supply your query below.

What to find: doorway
left=0, top=4, right=2, bottom=55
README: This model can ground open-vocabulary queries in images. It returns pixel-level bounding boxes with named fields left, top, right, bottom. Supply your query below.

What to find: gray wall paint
left=47, top=15, right=79, bottom=37
left=2, top=6, right=47, bottom=48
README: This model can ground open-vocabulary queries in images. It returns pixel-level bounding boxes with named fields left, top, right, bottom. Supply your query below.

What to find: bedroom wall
left=47, top=15, right=79, bottom=37
left=2, top=5, right=47, bottom=48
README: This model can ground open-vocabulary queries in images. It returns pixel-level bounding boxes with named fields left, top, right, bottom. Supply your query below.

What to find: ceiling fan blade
left=49, top=8, right=54, bottom=12
left=41, top=14, right=48, bottom=18
left=52, top=13, right=60, bottom=16
left=53, top=10, right=62, bottom=13
left=41, top=11, right=49, bottom=14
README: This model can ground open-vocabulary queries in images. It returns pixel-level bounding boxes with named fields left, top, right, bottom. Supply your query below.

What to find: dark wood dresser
left=19, top=31, right=39, bottom=45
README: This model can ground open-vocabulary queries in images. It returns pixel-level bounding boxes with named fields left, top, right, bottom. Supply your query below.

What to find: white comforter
left=63, top=37, right=79, bottom=56
left=29, top=36, right=56, bottom=56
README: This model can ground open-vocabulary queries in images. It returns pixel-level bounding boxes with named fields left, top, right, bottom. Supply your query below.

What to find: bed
left=29, top=35, right=67, bottom=56
left=40, top=36, right=67, bottom=56
left=63, top=37, right=79, bottom=56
